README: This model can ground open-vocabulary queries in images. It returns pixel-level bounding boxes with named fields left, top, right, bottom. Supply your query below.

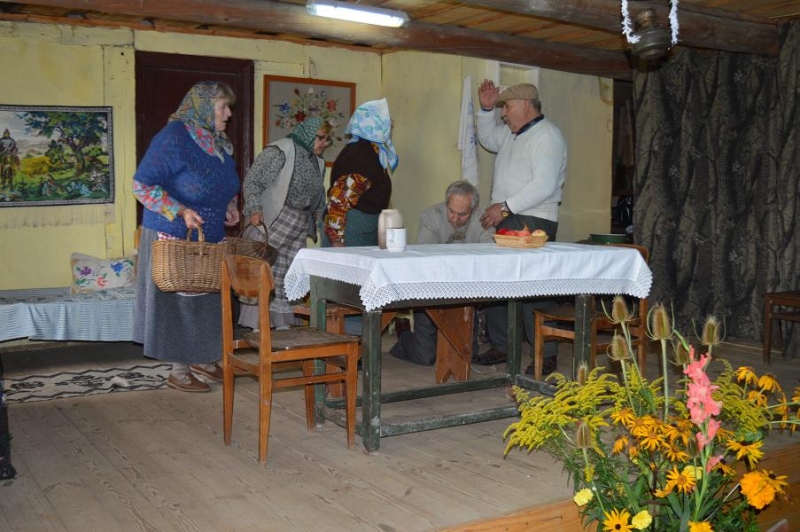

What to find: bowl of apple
left=493, top=226, right=548, bottom=248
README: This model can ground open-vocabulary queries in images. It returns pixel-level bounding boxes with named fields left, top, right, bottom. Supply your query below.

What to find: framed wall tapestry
left=263, top=75, right=356, bottom=166
left=0, top=105, right=114, bottom=207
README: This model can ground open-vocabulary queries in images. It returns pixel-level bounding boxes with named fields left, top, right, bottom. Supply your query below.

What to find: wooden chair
left=532, top=243, right=650, bottom=380
left=763, top=291, right=800, bottom=364
left=221, top=254, right=360, bottom=465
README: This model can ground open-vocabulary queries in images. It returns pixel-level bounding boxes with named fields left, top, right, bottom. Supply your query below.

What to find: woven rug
left=4, top=363, right=170, bottom=403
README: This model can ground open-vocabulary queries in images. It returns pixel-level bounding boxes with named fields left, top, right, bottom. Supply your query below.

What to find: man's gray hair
left=445, top=180, right=479, bottom=210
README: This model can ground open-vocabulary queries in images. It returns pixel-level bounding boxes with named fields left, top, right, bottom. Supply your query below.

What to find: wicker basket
left=151, top=226, right=232, bottom=293
left=226, top=222, right=278, bottom=265
left=493, top=233, right=548, bottom=249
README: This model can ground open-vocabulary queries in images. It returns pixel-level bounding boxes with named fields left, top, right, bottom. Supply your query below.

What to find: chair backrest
left=221, top=254, right=275, bottom=341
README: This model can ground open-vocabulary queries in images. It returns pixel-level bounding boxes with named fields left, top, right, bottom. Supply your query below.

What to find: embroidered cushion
left=70, top=252, right=137, bottom=294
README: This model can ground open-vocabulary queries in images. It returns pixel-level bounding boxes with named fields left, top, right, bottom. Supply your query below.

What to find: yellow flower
left=602, top=508, right=633, bottom=532
left=610, top=408, right=635, bottom=427
left=764, top=470, right=789, bottom=495
left=573, top=488, right=593, bottom=507
left=757, top=373, right=781, bottom=393
left=735, top=366, right=758, bottom=387
left=746, top=390, right=768, bottom=407
left=740, top=470, right=776, bottom=510
left=663, top=442, right=689, bottom=463
left=637, top=425, right=665, bottom=451
left=727, top=440, right=764, bottom=468
left=612, top=436, right=629, bottom=455
left=685, top=465, right=703, bottom=481
left=631, top=510, right=652, bottom=530
left=666, top=464, right=697, bottom=494
left=629, top=415, right=657, bottom=438
left=688, top=522, right=714, bottom=532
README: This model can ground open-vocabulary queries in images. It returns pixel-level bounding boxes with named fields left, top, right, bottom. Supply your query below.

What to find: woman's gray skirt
left=133, top=227, right=222, bottom=364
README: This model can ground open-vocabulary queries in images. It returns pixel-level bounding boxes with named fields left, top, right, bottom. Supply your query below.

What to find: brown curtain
left=632, top=22, right=800, bottom=354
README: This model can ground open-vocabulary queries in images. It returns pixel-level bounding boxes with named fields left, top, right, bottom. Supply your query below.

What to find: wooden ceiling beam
left=458, top=0, right=780, bottom=56
left=0, top=0, right=634, bottom=79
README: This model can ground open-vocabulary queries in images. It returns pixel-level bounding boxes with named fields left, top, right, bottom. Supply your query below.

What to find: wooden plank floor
left=1, top=335, right=798, bottom=532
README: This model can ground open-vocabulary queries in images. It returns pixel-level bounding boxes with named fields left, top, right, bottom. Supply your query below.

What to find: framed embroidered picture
left=0, top=105, right=114, bottom=207
left=263, top=75, right=356, bottom=166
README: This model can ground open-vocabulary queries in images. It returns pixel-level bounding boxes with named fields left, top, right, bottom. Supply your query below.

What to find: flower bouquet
left=504, top=299, right=800, bottom=532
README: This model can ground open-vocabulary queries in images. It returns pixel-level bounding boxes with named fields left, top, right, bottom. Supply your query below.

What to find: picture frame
left=263, top=75, right=356, bottom=166
left=0, top=105, right=114, bottom=207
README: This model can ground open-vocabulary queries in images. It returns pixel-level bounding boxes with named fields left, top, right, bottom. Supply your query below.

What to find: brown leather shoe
left=167, top=373, right=211, bottom=393
left=189, top=363, right=223, bottom=383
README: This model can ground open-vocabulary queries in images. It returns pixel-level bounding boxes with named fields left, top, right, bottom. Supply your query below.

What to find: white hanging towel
left=458, top=75, right=479, bottom=186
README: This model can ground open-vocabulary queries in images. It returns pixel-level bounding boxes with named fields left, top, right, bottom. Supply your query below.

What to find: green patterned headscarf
left=169, top=81, right=234, bottom=162
left=289, top=116, right=325, bottom=154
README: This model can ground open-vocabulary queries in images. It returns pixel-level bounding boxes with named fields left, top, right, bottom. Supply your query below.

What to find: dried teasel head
left=576, top=362, right=589, bottom=385
left=607, top=332, right=632, bottom=362
left=575, top=420, right=592, bottom=449
left=647, top=303, right=673, bottom=341
left=700, top=315, right=723, bottom=348
left=611, top=295, right=633, bottom=324
left=672, top=340, right=691, bottom=366
left=602, top=295, right=633, bottom=324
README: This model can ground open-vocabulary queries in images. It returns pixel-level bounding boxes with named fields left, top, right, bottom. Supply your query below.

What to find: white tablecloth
left=285, top=243, right=652, bottom=311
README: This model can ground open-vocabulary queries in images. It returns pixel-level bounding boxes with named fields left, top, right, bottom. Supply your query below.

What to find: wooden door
left=135, top=51, right=254, bottom=230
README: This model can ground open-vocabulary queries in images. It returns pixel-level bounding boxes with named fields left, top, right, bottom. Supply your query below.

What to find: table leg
left=361, top=309, right=383, bottom=452
left=573, top=294, right=594, bottom=379
left=427, top=306, right=474, bottom=384
left=506, top=300, right=522, bottom=376
left=310, top=296, right=328, bottom=426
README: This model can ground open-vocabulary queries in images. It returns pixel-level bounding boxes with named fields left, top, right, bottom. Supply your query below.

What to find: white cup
left=386, top=228, right=407, bottom=252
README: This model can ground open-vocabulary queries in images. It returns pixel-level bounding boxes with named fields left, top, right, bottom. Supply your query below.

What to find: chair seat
left=244, top=327, right=358, bottom=351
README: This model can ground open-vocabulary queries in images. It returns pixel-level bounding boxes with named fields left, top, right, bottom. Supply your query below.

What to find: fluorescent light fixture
left=306, top=0, right=410, bottom=28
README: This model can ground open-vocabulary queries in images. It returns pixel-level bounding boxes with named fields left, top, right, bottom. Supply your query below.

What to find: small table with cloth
left=284, top=242, right=652, bottom=452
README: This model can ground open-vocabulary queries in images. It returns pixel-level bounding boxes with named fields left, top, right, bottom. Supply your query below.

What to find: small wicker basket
left=227, top=223, right=269, bottom=261
left=151, top=226, right=231, bottom=293
left=493, top=233, right=548, bottom=249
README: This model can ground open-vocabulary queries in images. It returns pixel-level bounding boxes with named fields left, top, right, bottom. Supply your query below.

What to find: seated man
left=389, top=180, right=494, bottom=365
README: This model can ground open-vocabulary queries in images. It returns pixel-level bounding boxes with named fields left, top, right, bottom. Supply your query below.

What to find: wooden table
left=285, top=242, right=652, bottom=452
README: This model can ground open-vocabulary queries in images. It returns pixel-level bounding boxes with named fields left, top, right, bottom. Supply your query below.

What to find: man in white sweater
left=474, top=80, right=567, bottom=376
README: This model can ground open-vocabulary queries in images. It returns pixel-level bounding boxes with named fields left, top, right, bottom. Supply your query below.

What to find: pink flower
left=706, top=454, right=723, bottom=472
left=696, top=419, right=721, bottom=450
left=684, top=352, right=710, bottom=383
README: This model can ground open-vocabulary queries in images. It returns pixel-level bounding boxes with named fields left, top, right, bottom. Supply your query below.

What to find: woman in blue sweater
left=133, top=81, right=241, bottom=393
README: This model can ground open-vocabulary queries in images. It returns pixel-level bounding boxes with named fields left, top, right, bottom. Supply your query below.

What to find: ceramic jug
left=378, top=209, right=403, bottom=249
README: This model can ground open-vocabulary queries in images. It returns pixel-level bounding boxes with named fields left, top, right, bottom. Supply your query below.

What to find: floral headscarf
left=169, top=81, right=234, bottom=162
left=289, top=116, right=324, bottom=154
left=345, top=98, right=398, bottom=171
